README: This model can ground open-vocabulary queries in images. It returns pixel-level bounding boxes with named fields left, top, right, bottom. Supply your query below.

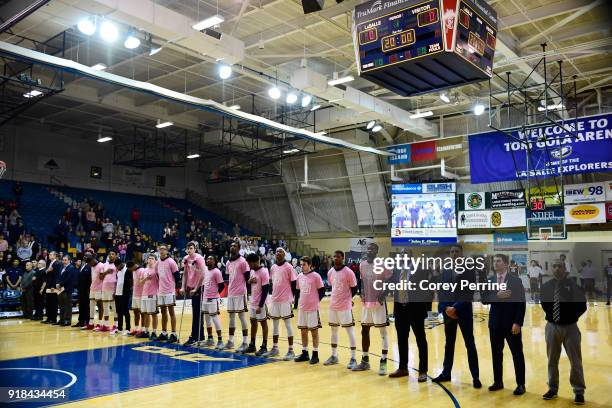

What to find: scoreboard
left=353, top=0, right=497, bottom=96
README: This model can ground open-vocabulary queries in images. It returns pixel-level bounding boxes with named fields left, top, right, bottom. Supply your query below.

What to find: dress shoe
left=542, top=390, right=558, bottom=400
left=72, top=323, right=82, bottom=328
left=432, top=374, right=451, bottom=383
left=388, top=368, right=409, bottom=378
left=51, top=321, right=61, bottom=325
left=574, top=394, right=584, bottom=405
left=473, top=379, right=482, bottom=389
left=513, top=385, right=526, bottom=395
left=488, top=383, right=504, bottom=391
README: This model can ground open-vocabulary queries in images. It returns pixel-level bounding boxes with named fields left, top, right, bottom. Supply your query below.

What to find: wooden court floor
left=0, top=300, right=610, bottom=408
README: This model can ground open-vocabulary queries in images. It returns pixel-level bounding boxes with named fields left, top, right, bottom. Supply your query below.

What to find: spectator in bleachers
left=9, top=217, right=24, bottom=246
left=5, top=258, right=22, bottom=290
left=102, top=218, right=114, bottom=235
left=85, top=207, right=96, bottom=231
left=130, top=207, right=140, bottom=228
left=185, top=208, right=194, bottom=225
left=12, top=181, right=23, bottom=202
left=0, top=251, right=6, bottom=270
left=52, top=217, right=70, bottom=251
left=16, top=236, right=34, bottom=261
left=20, top=260, right=35, bottom=318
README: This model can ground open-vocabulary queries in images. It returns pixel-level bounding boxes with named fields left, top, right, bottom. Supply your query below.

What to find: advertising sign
left=490, top=189, right=526, bottom=209
left=458, top=210, right=491, bottom=229
left=463, top=192, right=486, bottom=210
left=565, top=203, right=606, bottom=224
left=564, top=182, right=605, bottom=204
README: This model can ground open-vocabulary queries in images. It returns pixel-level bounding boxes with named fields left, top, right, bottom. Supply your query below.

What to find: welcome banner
left=468, top=113, right=612, bottom=184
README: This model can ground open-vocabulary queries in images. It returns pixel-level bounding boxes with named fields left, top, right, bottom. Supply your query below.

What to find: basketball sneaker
left=205, top=338, right=215, bottom=347
left=158, top=332, right=168, bottom=341
left=347, top=358, right=357, bottom=370
left=255, top=346, right=268, bottom=356
left=149, top=332, right=158, bottom=341
left=243, top=344, right=256, bottom=354
left=294, top=351, right=309, bottom=362
left=83, top=324, right=94, bottom=330
left=236, top=343, right=249, bottom=353
left=262, top=346, right=279, bottom=357
left=167, top=334, right=178, bottom=343
left=309, top=351, right=319, bottom=365
left=282, top=350, right=295, bottom=361
left=378, top=359, right=387, bottom=376
left=110, top=328, right=118, bottom=335
left=323, top=356, right=339, bottom=366
left=215, top=340, right=225, bottom=350
left=223, top=340, right=235, bottom=350
left=100, top=325, right=110, bottom=332
left=352, top=359, right=370, bottom=371
left=93, top=324, right=102, bottom=332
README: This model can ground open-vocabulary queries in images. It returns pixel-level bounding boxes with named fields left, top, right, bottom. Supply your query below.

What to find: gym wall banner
left=563, top=182, right=606, bottom=204
left=606, top=181, right=612, bottom=201
left=458, top=210, right=491, bottom=229
left=388, top=136, right=463, bottom=165
left=528, top=185, right=563, bottom=206
left=490, top=189, right=526, bottom=209
left=468, top=113, right=612, bottom=184
left=490, top=208, right=526, bottom=228
left=606, top=203, right=612, bottom=222
left=463, top=192, right=487, bottom=210
left=565, top=203, right=606, bottom=224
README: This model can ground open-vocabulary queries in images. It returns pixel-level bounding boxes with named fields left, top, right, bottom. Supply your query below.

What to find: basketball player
left=223, top=241, right=250, bottom=352
left=202, top=255, right=225, bottom=349
left=156, top=245, right=179, bottom=343
left=323, top=250, right=358, bottom=369
left=130, top=261, right=145, bottom=336
left=83, top=254, right=104, bottom=330
left=99, top=250, right=118, bottom=332
left=294, top=256, right=325, bottom=364
left=264, top=247, right=297, bottom=360
left=138, top=254, right=159, bottom=340
left=352, top=243, right=392, bottom=375
left=181, top=242, right=206, bottom=346
left=244, top=253, right=269, bottom=356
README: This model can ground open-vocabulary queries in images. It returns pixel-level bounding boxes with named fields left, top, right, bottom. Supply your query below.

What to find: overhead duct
left=291, top=67, right=438, bottom=137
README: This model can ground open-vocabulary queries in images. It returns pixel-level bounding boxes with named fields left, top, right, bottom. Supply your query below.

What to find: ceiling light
left=91, top=63, right=107, bottom=71
left=229, top=104, right=241, bottom=110
left=366, top=120, right=376, bottom=129
left=410, top=111, right=434, bottom=119
left=286, top=92, right=298, bottom=104
left=310, top=104, right=321, bottom=111
left=187, top=153, right=200, bottom=159
left=328, top=75, right=354, bottom=86
left=100, top=21, right=118, bottom=42
left=77, top=17, right=96, bottom=36
left=124, top=30, right=141, bottom=49
left=149, top=46, right=162, bottom=56
left=473, top=103, right=485, bottom=115
left=23, top=90, right=43, bottom=98
left=268, top=86, right=281, bottom=100
left=440, top=93, right=450, bottom=103
left=538, top=103, right=564, bottom=112
left=283, top=148, right=300, bottom=154
left=218, top=64, right=232, bottom=80
left=192, top=15, right=224, bottom=31
left=156, top=120, right=173, bottom=128
left=97, top=136, right=112, bottom=143
left=301, top=94, right=312, bottom=107
left=371, top=124, right=382, bottom=132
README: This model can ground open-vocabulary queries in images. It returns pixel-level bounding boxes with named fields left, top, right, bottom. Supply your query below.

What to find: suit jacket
left=395, top=267, right=431, bottom=320
left=78, top=264, right=92, bottom=291
left=58, top=264, right=78, bottom=293
left=483, top=274, right=526, bottom=330
left=437, top=267, right=476, bottom=320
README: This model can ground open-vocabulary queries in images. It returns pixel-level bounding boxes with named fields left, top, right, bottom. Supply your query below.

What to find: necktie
left=497, top=274, right=503, bottom=285
left=553, top=282, right=561, bottom=323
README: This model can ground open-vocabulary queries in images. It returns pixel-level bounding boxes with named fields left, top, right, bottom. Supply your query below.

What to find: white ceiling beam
left=499, top=0, right=593, bottom=30
left=519, top=21, right=610, bottom=51
left=576, top=74, right=612, bottom=93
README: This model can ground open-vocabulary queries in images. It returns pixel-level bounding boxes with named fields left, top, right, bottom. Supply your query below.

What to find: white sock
left=332, top=347, right=338, bottom=357
left=313, top=347, right=318, bottom=352
left=346, top=327, right=356, bottom=348
left=351, top=349, right=356, bottom=359
left=229, top=335, right=234, bottom=342
left=171, top=332, right=176, bottom=336
left=363, top=352, right=369, bottom=358
left=242, top=335, right=248, bottom=344
left=379, top=327, right=389, bottom=355
left=162, top=331, right=167, bottom=335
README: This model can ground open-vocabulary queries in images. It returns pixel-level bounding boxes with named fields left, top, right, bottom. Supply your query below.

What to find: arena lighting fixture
left=286, top=92, right=298, bottom=104
left=268, top=86, right=281, bottom=99
left=156, top=120, right=173, bottom=128
left=283, top=148, right=300, bottom=154
left=409, top=110, right=434, bottom=119
left=77, top=17, right=96, bottom=36
left=371, top=124, right=383, bottom=132
left=310, top=104, right=321, bottom=111
left=91, top=63, right=107, bottom=70
left=229, top=104, right=241, bottom=110
left=124, top=30, right=141, bottom=49
left=440, top=93, right=450, bottom=103
left=97, top=136, right=112, bottom=143
left=301, top=94, right=312, bottom=107
left=192, top=15, right=224, bottom=31
left=23, top=90, right=43, bottom=98
left=366, top=120, right=376, bottom=129
left=100, top=20, right=119, bottom=42
left=187, top=153, right=200, bottom=159
left=538, top=103, right=564, bottom=111
left=473, top=102, right=485, bottom=115
left=328, top=74, right=354, bottom=86
left=218, top=64, right=232, bottom=79
left=149, top=46, right=162, bottom=56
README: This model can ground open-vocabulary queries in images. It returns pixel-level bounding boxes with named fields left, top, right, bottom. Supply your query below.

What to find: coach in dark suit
left=57, top=255, right=78, bottom=326
left=433, top=245, right=481, bottom=388
left=389, top=251, right=431, bottom=381
left=43, top=252, right=61, bottom=324
left=483, top=254, right=526, bottom=395
left=75, top=257, right=92, bottom=327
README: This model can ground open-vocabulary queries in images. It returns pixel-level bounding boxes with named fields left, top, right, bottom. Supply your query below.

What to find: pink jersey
left=328, top=266, right=357, bottom=311
left=227, top=256, right=249, bottom=297
left=182, top=254, right=206, bottom=289
left=297, top=271, right=324, bottom=312
left=360, top=259, right=392, bottom=308
left=249, top=267, right=270, bottom=307
left=89, top=262, right=105, bottom=292
left=132, top=267, right=145, bottom=297
left=270, top=262, right=297, bottom=303
left=101, top=262, right=117, bottom=292
left=156, top=256, right=178, bottom=295
left=203, top=268, right=224, bottom=299
left=141, top=266, right=159, bottom=297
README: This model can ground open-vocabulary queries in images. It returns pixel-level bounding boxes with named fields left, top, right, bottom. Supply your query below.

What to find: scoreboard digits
left=381, top=30, right=416, bottom=52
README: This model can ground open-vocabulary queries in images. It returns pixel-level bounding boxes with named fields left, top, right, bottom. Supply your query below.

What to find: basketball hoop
left=0, top=161, right=6, bottom=179
left=541, top=232, right=550, bottom=241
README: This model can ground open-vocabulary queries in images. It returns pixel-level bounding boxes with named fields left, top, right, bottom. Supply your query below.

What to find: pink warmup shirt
left=132, top=267, right=145, bottom=297
left=297, top=271, right=324, bottom=312
left=249, top=267, right=270, bottom=307
left=328, top=266, right=357, bottom=311
left=360, top=260, right=392, bottom=308
left=90, top=262, right=105, bottom=292
left=203, top=268, right=224, bottom=299
left=183, top=254, right=206, bottom=289
left=227, top=256, right=249, bottom=297
left=141, top=266, right=159, bottom=297
left=156, top=256, right=178, bottom=296
left=270, top=262, right=297, bottom=303
left=101, top=261, right=117, bottom=293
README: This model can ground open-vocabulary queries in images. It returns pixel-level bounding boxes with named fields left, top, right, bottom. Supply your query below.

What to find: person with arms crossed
left=156, top=245, right=179, bottom=343
left=244, top=253, right=270, bottom=356
left=201, top=255, right=225, bottom=349
left=181, top=242, right=207, bottom=346
left=32, top=260, right=47, bottom=321
left=352, top=243, right=393, bottom=375
left=540, top=259, right=587, bottom=405
left=223, top=241, right=251, bottom=353
left=264, top=247, right=298, bottom=360
left=294, top=256, right=325, bottom=364
left=482, top=254, right=526, bottom=396
left=43, top=252, right=60, bottom=324
left=323, top=250, right=358, bottom=369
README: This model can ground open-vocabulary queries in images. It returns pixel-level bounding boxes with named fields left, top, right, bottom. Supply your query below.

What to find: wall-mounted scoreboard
left=353, top=0, right=497, bottom=96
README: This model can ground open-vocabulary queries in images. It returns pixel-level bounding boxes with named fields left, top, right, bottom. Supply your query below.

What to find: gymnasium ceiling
left=0, top=0, right=611, bottom=148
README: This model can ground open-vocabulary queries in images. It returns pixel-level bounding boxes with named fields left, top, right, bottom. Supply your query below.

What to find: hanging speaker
left=301, top=0, right=324, bottom=14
